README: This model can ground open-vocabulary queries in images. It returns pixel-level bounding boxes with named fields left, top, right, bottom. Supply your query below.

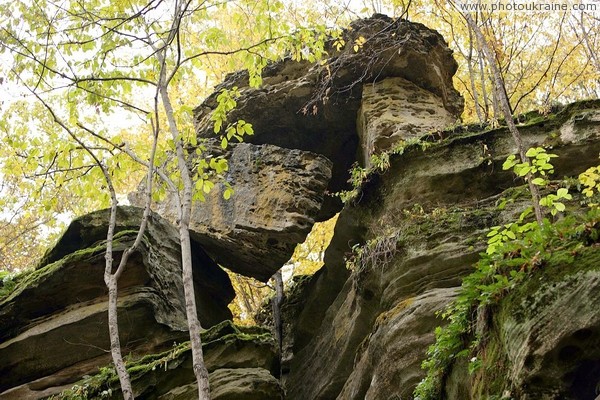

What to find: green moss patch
left=47, top=320, right=274, bottom=399
left=0, top=231, right=139, bottom=303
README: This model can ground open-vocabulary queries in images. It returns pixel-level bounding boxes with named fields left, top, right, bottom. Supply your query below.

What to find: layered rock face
left=132, top=144, right=333, bottom=282
left=357, top=76, right=457, bottom=167
left=0, top=207, right=234, bottom=398
left=105, top=321, right=283, bottom=400
left=283, top=102, right=600, bottom=399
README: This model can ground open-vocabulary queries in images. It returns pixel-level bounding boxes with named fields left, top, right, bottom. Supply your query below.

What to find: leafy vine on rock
left=414, top=149, right=599, bottom=399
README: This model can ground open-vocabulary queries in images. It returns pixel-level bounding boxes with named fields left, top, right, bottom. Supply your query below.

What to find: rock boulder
left=194, top=15, right=463, bottom=198
left=131, top=143, right=333, bottom=282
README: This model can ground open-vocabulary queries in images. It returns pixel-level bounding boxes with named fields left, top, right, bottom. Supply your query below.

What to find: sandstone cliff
left=1, top=14, right=600, bottom=400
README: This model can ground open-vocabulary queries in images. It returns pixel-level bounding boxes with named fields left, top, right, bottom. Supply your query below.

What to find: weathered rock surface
left=283, top=100, right=600, bottom=399
left=501, top=254, right=600, bottom=399
left=0, top=207, right=234, bottom=398
left=441, top=241, right=600, bottom=400
left=357, top=77, right=456, bottom=166
left=27, top=321, right=281, bottom=400
left=338, top=288, right=457, bottom=400
left=154, top=367, right=284, bottom=400
left=209, top=368, right=284, bottom=400
left=137, top=15, right=464, bottom=283
left=284, top=199, right=495, bottom=400
left=132, top=143, right=332, bottom=282
left=126, top=322, right=281, bottom=400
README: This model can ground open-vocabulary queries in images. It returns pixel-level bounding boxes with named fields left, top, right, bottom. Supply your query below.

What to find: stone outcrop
left=194, top=14, right=462, bottom=206
left=2, top=321, right=281, bottom=400
left=0, top=207, right=233, bottom=398
left=338, top=288, right=458, bottom=399
left=282, top=100, right=600, bottom=399
left=499, top=254, right=600, bottom=399
left=134, top=14, right=464, bottom=283
left=111, top=321, right=282, bottom=400
left=209, top=368, right=283, bottom=400
left=357, top=77, right=456, bottom=167
left=443, top=247, right=600, bottom=400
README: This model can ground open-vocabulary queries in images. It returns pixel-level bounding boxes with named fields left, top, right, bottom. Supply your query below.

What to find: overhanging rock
left=134, top=15, right=463, bottom=282
left=131, top=143, right=333, bottom=282
left=194, top=15, right=463, bottom=200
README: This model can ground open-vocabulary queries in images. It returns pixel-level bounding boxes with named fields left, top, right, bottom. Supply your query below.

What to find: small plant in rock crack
left=336, top=138, right=430, bottom=204
left=345, top=234, right=400, bottom=275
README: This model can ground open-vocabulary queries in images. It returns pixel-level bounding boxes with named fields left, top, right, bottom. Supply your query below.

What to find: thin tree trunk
left=148, top=2, right=211, bottom=395
left=463, top=10, right=544, bottom=225
left=467, top=25, right=484, bottom=123
left=272, top=270, right=284, bottom=377
left=103, top=192, right=134, bottom=400
left=158, top=69, right=211, bottom=399
left=490, top=71, right=500, bottom=123
left=106, top=277, right=134, bottom=399
left=178, top=219, right=211, bottom=398
left=478, top=49, right=490, bottom=120
left=234, top=274, right=256, bottom=317
left=577, top=12, right=600, bottom=74
left=30, top=93, right=138, bottom=399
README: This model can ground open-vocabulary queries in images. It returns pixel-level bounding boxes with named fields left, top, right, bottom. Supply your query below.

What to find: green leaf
left=515, top=165, right=531, bottom=177
left=214, top=120, right=222, bottom=133
left=557, top=188, right=569, bottom=198
left=203, top=180, right=214, bottom=194
left=526, top=147, right=542, bottom=157
left=502, top=155, right=517, bottom=170
left=519, top=207, right=533, bottom=222
left=540, top=196, right=552, bottom=207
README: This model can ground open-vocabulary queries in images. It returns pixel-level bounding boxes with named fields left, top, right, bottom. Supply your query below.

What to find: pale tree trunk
left=490, top=65, right=500, bottom=124
left=102, top=174, right=134, bottom=400
left=105, top=277, right=134, bottom=399
left=178, top=216, right=211, bottom=398
left=478, top=49, right=490, bottom=120
left=147, top=2, right=211, bottom=395
left=467, top=25, right=485, bottom=123
left=462, top=9, right=544, bottom=225
left=98, top=115, right=158, bottom=400
left=31, top=94, right=138, bottom=399
left=577, top=12, right=600, bottom=74
left=157, top=59, right=211, bottom=399
left=234, top=274, right=258, bottom=317
left=101, top=126, right=158, bottom=400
